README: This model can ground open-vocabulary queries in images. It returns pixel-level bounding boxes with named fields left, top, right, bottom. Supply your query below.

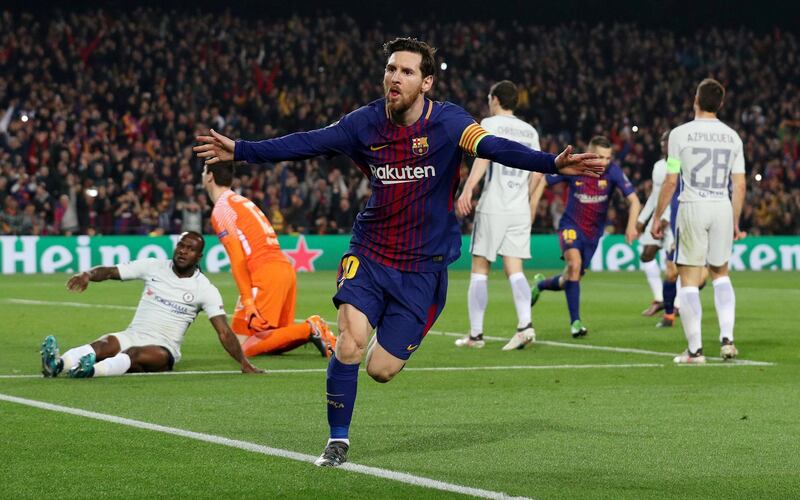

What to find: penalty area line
left=0, top=393, right=530, bottom=500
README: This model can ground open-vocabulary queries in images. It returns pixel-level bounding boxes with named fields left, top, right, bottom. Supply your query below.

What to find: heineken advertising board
left=1, top=235, right=799, bottom=274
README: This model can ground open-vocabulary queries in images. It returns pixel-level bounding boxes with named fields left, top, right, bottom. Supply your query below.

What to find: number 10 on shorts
left=337, top=255, right=360, bottom=288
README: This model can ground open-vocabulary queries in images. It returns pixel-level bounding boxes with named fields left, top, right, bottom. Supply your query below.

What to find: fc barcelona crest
left=598, top=179, right=608, bottom=188
left=411, top=136, right=429, bottom=156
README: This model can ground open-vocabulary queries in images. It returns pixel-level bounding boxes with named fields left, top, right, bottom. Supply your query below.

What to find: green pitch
left=1, top=271, right=798, bottom=499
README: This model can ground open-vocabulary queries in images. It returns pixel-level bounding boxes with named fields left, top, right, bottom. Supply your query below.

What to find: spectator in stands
left=283, top=193, right=309, bottom=234
left=0, top=9, right=797, bottom=236
left=1, top=197, right=23, bottom=234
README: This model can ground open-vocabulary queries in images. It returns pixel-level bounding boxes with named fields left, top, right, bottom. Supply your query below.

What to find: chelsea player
left=195, top=37, right=604, bottom=467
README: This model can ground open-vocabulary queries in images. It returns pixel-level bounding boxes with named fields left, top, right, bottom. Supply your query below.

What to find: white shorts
left=676, top=201, right=733, bottom=267
left=470, top=212, right=532, bottom=262
left=639, top=217, right=674, bottom=249
left=100, top=330, right=182, bottom=364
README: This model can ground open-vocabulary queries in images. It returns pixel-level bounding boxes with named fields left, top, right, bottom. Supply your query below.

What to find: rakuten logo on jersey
left=575, top=193, right=608, bottom=204
left=369, top=164, right=436, bottom=185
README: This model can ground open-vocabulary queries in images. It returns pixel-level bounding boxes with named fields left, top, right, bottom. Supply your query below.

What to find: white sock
left=327, top=438, right=350, bottom=446
left=674, top=276, right=682, bottom=309
left=508, top=272, right=532, bottom=328
left=678, top=287, right=702, bottom=353
left=641, top=260, right=663, bottom=302
left=468, top=273, right=488, bottom=336
left=60, top=344, right=95, bottom=371
left=713, top=276, right=736, bottom=342
left=92, top=352, right=131, bottom=377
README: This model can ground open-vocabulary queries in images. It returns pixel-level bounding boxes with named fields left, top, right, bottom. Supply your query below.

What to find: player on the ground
left=653, top=78, right=746, bottom=363
left=529, top=136, right=641, bottom=337
left=39, top=232, right=262, bottom=378
left=454, top=80, right=542, bottom=351
left=637, top=131, right=673, bottom=317
left=203, top=162, right=337, bottom=358
left=194, top=38, right=604, bottom=467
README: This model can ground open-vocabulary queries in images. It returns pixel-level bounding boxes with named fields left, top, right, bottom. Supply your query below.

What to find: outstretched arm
left=455, top=158, right=491, bottom=217
left=66, top=266, right=121, bottom=293
left=475, top=135, right=604, bottom=177
left=194, top=121, right=353, bottom=165
left=209, top=315, right=263, bottom=373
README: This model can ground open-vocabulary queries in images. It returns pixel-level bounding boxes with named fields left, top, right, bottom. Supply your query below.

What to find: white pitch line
left=428, top=330, right=773, bottom=367
left=5, top=298, right=774, bottom=366
left=0, top=363, right=664, bottom=379
left=0, top=393, right=529, bottom=500
left=4, top=361, right=770, bottom=379
left=7, top=298, right=136, bottom=311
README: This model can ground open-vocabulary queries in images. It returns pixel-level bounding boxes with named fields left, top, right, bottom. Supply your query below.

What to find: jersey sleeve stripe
left=459, top=124, right=490, bottom=154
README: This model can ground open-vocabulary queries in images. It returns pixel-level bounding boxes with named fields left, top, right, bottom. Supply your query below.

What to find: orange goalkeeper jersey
left=211, top=190, right=288, bottom=275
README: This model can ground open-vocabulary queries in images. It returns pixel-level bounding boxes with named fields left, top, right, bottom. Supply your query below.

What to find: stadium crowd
left=1, top=8, right=798, bottom=236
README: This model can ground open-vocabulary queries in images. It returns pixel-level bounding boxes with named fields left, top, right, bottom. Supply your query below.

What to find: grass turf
left=1, top=270, right=798, bottom=499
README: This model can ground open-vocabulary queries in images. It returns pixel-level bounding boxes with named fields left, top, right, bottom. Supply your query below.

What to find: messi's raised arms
left=196, top=128, right=604, bottom=178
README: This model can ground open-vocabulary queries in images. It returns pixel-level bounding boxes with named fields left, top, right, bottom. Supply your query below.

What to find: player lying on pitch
left=40, top=231, right=262, bottom=378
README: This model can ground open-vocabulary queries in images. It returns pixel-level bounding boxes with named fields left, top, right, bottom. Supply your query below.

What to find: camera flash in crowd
left=631, top=125, right=639, bottom=133
left=440, top=62, right=448, bottom=71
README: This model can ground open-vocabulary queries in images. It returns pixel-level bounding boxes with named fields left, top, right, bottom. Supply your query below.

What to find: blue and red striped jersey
left=235, top=98, right=558, bottom=272
left=547, top=163, right=635, bottom=241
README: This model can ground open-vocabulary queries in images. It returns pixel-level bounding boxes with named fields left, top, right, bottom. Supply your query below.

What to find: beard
left=384, top=86, right=420, bottom=115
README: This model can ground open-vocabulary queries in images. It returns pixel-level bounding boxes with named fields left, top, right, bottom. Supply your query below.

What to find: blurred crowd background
left=1, top=8, right=798, bottom=237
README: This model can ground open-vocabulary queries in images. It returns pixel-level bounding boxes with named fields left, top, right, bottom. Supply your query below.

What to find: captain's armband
left=458, top=124, right=490, bottom=156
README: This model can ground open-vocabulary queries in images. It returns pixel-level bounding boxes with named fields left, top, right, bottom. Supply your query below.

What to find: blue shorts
left=558, top=225, right=599, bottom=272
left=332, top=252, right=448, bottom=360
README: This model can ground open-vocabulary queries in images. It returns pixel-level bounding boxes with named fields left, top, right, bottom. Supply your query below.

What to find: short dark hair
left=490, top=80, right=518, bottom=111
left=206, top=162, right=234, bottom=187
left=697, top=78, right=725, bottom=112
left=589, top=136, right=612, bottom=149
left=181, top=231, right=205, bottom=252
left=383, top=37, right=437, bottom=78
